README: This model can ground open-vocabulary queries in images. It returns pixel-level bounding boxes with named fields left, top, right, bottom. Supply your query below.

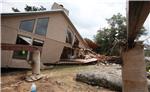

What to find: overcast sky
left=1, top=0, right=149, bottom=42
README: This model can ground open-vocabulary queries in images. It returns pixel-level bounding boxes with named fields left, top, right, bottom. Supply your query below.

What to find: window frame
left=19, top=19, right=35, bottom=33
left=34, top=17, right=49, bottom=36
left=66, top=29, right=74, bottom=44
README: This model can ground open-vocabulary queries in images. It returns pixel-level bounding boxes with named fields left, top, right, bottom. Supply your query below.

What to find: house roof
left=1, top=9, right=63, bottom=16
left=1, top=10, right=89, bottom=49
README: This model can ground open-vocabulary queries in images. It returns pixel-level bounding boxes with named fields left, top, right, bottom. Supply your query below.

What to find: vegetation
left=12, top=7, right=20, bottom=12
left=145, top=50, right=150, bottom=57
left=24, top=5, right=46, bottom=11
left=12, top=5, right=46, bottom=12
left=94, top=13, right=147, bottom=56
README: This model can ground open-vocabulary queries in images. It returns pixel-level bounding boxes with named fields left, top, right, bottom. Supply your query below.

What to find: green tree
left=94, top=13, right=147, bottom=55
left=24, top=5, right=46, bottom=11
left=12, top=5, right=46, bottom=12
left=12, top=7, right=20, bottom=12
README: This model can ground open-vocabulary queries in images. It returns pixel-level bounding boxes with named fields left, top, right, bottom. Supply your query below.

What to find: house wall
left=1, top=12, right=72, bottom=68
left=1, top=17, right=18, bottom=67
left=1, top=12, right=87, bottom=68
left=65, top=21, right=87, bottom=49
left=42, top=13, right=69, bottom=63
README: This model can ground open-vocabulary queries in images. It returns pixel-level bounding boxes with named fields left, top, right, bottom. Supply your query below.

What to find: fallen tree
left=76, top=65, right=150, bottom=91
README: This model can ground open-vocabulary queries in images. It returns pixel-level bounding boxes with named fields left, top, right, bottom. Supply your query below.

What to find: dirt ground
left=1, top=65, right=117, bottom=92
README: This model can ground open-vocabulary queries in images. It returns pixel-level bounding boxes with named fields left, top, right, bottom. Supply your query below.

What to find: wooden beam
left=1, top=43, right=42, bottom=52
left=128, top=1, right=150, bottom=48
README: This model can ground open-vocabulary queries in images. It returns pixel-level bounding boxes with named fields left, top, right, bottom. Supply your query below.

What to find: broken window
left=20, top=19, right=35, bottom=32
left=60, top=47, right=74, bottom=59
left=35, top=18, right=49, bottom=36
left=66, top=30, right=73, bottom=44
left=73, top=36, right=79, bottom=48
left=13, top=35, right=32, bottom=59
left=33, top=39, right=44, bottom=46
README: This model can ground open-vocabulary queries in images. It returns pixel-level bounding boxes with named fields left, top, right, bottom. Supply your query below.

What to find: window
left=13, top=35, right=45, bottom=60
left=20, top=19, right=35, bottom=32
left=35, top=18, right=49, bottom=36
left=66, top=30, right=73, bottom=44
left=73, top=36, right=79, bottom=48
left=60, top=47, right=74, bottom=59
left=13, top=35, right=32, bottom=59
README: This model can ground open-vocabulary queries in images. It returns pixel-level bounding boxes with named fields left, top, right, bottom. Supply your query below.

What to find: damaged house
left=1, top=3, right=97, bottom=68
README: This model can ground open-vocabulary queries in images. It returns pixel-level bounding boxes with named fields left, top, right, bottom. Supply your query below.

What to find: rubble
left=25, top=74, right=44, bottom=82
left=96, top=55, right=122, bottom=65
left=60, top=47, right=122, bottom=65
left=74, top=48, right=118, bottom=63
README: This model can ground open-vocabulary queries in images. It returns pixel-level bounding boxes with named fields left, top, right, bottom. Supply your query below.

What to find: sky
left=1, top=0, right=150, bottom=42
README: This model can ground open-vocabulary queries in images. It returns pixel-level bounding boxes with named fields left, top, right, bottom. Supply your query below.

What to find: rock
left=95, top=86, right=99, bottom=89
left=55, top=80, right=64, bottom=86
left=112, top=63, right=116, bottom=66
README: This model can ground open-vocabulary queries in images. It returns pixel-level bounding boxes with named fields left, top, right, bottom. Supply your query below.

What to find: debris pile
left=77, top=49, right=97, bottom=59
left=96, top=55, right=122, bottom=65
left=65, top=48, right=122, bottom=65
left=25, top=74, right=43, bottom=82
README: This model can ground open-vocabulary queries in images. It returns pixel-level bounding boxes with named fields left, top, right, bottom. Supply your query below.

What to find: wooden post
left=32, top=50, right=41, bottom=75
left=122, top=42, right=148, bottom=92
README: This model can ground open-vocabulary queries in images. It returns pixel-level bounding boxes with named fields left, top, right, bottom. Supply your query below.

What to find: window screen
left=35, top=18, right=49, bottom=36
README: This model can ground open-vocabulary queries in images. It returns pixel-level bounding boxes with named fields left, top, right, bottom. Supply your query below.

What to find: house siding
left=1, top=11, right=88, bottom=68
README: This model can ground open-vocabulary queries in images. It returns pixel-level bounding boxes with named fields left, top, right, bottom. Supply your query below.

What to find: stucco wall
left=1, top=13, right=68, bottom=67
left=1, top=12, right=87, bottom=68
left=1, top=18, right=18, bottom=67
